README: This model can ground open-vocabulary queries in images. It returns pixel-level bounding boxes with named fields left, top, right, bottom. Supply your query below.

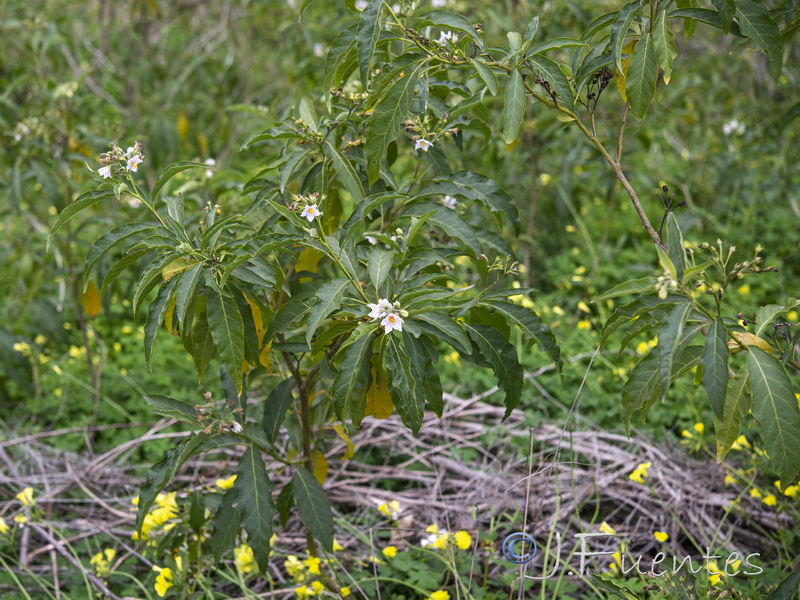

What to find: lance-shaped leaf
left=324, top=26, right=357, bottom=103
left=656, top=302, right=693, bottom=402
left=233, top=444, right=277, bottom=573
left=207, top=286, right=245, bottom=392
left=594, top=277, right=657, bottom=303
left=331, top=327, right=374, bottom=423
left=403, top=202, right=479, bottom=255
left=602, top=295, right=680, bottom=346
left=713, top=366, right=750, bottom=461
left=470, top=59, right=498, bottom=95
left=610, top=0, right=645, bottom=73
left=323, top=141, right=364, bottom=202
left=626, top=32, right=657, bottom=120
left=754, top=298, right=800, bottom=338
left=385, top=334, right=426, bottom=433
left=145, top=394, right=201, bottom=425
left=736, top=0, right=782, bottom=79
left=83, top=223, right=155, bottom=289
left=306, top=278, right=352, bottom=346
left=748, top=347, right=800, bottom=484
left=151, top=161, right=208, bottom=202
left=765, top=570, right=800, bottom=600
left=368, top=246, right=394, bottom=293
left=366, top=60, right=428, bottom=184
left=653, top=10, right=678, bottom=85
left=528, top=55, right=575, bottom=112
left=414, top=312, right=471, bottom=355
left=292, top=466, right=334, bottom=552
left=702, top=317, right=729, bottom=420
left=210, top=487, right=242, bottom=562
left=503, top=68, right=525, bottom=144
left=417, top=10, right=483, bottom=46
left=48, top=189, right=115, bottom=250
left=463, top=323, right=523, bottom=419
left=144, top=279, right=178, bottom=369
left=712, top=0, right=736, bottom=33
left=489, top=301, right=561, bottom=370
left=175, top=263, right=204, bottom=325
left=356, top=0, right=383, bottom=87
left=264, top=378, right=296, bottom=444
left=265, top=299, right=311, bottom=343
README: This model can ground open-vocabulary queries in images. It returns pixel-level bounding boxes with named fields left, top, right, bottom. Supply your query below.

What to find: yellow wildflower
left=90, top=548, right=116, bottom=577
left=762, top=494, right=777, bottom=507
left=215, top=474, right=237, bottom=490
left=382, top=546, right=398, bottom=558
left=739, top=284, right=750, bottom=296
left=628, top=462, right=652, bottom=484
left=693, top=423, right=704, bottom=434
left=783, top=485, right=799, bottom=498
left=310, top=581, right=325, bottom=594
left=788, top=311, right=798, bottom=322
left=724, top=475, right=737, bottom=486
left=154, top=567, right=173, bottom=597
left=295, top=585, right=311, bottom=599
left=377, top=499, right=401, bottom=519
left=750, top=489, right=762, bottom=499
left=52, top=364, right=63, bottom=375
left=599, top=521, right=616, bottom=535
left=284, top=555, right=307, bottom=582
left=14, top=515, right=27, bottom=524
left=565, top=225, right=576, bottom=232
left=332, top=538, right=344, bottom=552
left=653, top=531, right=669, bottom=542
left=681, top=429, right=694, bottom=439
left=552, top=305, right=565, bottom=316
left=303, top=556, right=322, bottom=575
left=234, top=544, right=257, bottom=575
left=13, top=342, right=32, bottom=356
left=577, top=320, right=591, bottom=330
left=34, top=334, right=46, bottom=345
left=340, top=587, right=351, bottom=597
left=730, top=435, right=751, bottom=450
left=453, top=530, right=472, bottom=550
left=539, top=173, right=552, bottom=186
left=443, top=351, right=460, bottom=366
left=432, top=532, right=450, bottom=549
left=0, top=518, right=8, bottom=535
left=428, top=591, right=451, bottom=600
left=577, top=300, right=590, bottom=312
left=636, top=341, right=651, bottom=356
left=16, top=487, right=35, bottom=507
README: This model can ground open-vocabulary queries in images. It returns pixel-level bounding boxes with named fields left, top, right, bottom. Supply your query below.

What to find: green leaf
left=144, top=279, right=178, bottom=370
left=152, top=161, right=208, bottom=202
left=368, top=246, right=394, bottom=293
left=207, top=286, right=245, bottom=392
left=610, top=0, right=645, bottom=74
left=417, top=10, right=483, bottom=46
left=342, top=192, right=406, bottom=236
left=702, top=317, right=729, bottom=420
left=418, top=171, right=520, bottom=235
left=470, top=59, right=498, bottom=95
left=524, top=16, right=539, bottom=42
left=323, top=141, right=364, bottom=202
left=306, top=278, right=352, bottom=346
left=656, top=302, right=693, bottom=402
left=712, top=0, right=737, bottom=33
left=233, top=444, right=277, bottom=573
left=331, top=327, right=373, bottom=423
left=83, top=223, right=155, bottom=289
left=403, top=202, right=479, bottom=255
left=582, top=11, right=618, bottom=40
left=175, top=263, right=204, bottom=326
left=184, top=305, right=216, bottom=383
left=144, top=394, right=200, bottom=425
left=463, top=323, right=523, bottom=419
left=502, top=69, right=526, bottom=144
left=264, top=378, right=296, bottom=444
left=764, top=570, right=800, bottom=600
left=528, top=54, right=575, bottom=112
left=292, top=466, right=334, bottom=552
left=601, top=295, right=679, bottom=346
left=47, top=189, right=115, bottom=250
left=653, top=10, right=678, bottom=84
left=748, top=347, right=800, bottom=483
left=594, top=277, right=657, bottom=303
left=265, top=299, right=311, bottom=343
left=298, top=97, right=318, bottom=132
left=365, top=60, right=427, bottom=184
left=625, top=33, right=658, bottom=120
left=664, top=213, right=686, bottom=285
left=210, top=488, right=242, bottom=562
left=324, top=26, right=357, bottom=105
left=413, top=312, right=471, bottom=355
left=385, top=333, right=426, bottom=433
left=489, top=301, right=562, bottom=370
left=676, top=0, right=701, bottom=39
left=713, top=366, right=750, bottom=461
left=736, top=0, right=783, bottom=79
left=528, top=37, right=588, bottom=54
left=356, top=0, right=383, bottom=87
left=755, top=298, right=800, bottom=338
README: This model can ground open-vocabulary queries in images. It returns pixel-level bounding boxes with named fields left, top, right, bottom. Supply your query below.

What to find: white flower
left=367, top=298, right=394, bottom=320
left=126, top=155, right=143, bottom=172
left=313, top=43, right=324, bottom=57
left=230, top=421, right=243, bottom=433
left=124, top=197, right=142, bottom=209
left=438, top=30, right=453, bottom=46
left=205, top=158, right=216, bottom=178
left=355, top=0, right=368, bottom=9
left=415, top=139, right=433, bottom=152
left=365, top=235, right=378, bottom=245
left=442, top=195, right=457, bottom=209
left=391, top=3, right=401, bottom=13
left=301, top=204, right=322, bottom=222
left=381, top=313, right=404, bottom=335
left=431, top=0, right=447, bottom=6
left=722, top=119, right=745, bottom=136
left=98, top=166, right=112, bottom=179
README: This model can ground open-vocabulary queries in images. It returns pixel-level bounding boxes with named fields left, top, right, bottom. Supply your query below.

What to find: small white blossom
left=365, top=235, right=378, bottom=245
left=98, top=166, right=112, bottom=179
left=381, top=313, right=404, bottom=335
left=313, top=43, right=324, bottom=57
left=355, top=0, right=368, bottom=9
left=367, top=298, right=394, bottom=320
left=301, top=204, right=322, bottom=222
left=722, top=119, right=745, bottom=136
left=442, top=195, right=457, bottom=209
left=230, top=421, right=243, bottom=433
left=431, top=0, right=447, bottom=6
left=415, top=139, right=433, bottom=152
left=391, top=3, right=401, bottom=13
left=438, top=30, right=453, bottom=46
left=205, top=158, right=216, bottom=178
left=124, top=197, right=142, bottom=209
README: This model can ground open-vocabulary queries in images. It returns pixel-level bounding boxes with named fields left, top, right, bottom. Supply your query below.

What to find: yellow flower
left=577, top=300, right=590, bottom=312
left=154, top=567, right=173, bottom=597
left=552, top=305, right=565, bottom=316
left=724, top=475, right=737, bottom=486
left=303, top=556, right=322, bottom=576
left=332, top=538, right=344, bottom=552
left=693, top=423, right=704, bottom=434
left=428, top=591, right=451, bottom=600
left=762, top=494, right=777, bottom=507
left=635, top=341, right=651, bottom=356
left=599, top=521, right=616, bottom=535
left=13, top=342, right=32, bottom=356
left=377, top=499, right=401, bottom=519
left=681, top=429, right=694, bottom=439
left=16, top=487, right=35, bottom=507
left=382, top=546, right=398, bottom=558
left=443, top=351, right=460, bottom=366
left=577, top=320, right=591, bottom=331
left=432, top=532, right=450, bottom=549
left=739, top=284, right=750, bottom=296
left=284, top=555, right=307, bottom=582
left=708, top=560, right=723, bottom=585
left=783, top=485, right=799, bottom=498
left=234, top=544, right=257, bottom=574
left=215, top=474, right=237, bottom=490
left=34, top=335, right=46, bottom=345
left=539, top=173, right=552, bottom=186
left=425, top=524, right=439, bottom=534
left=628, top=462, right=652, bottom=484
left=653, top=531, right=669, bottom=542
left=750, top=489, right=762, bottom=499
left=730, top=435, right=751, bottom=450
left=788, top=311, right=798, bottom=322
left=311, top=581, right=325, bottom=594
left=340, top=587, right=351, bottom=597
left=453, top=530, right=472, bottom=550
left=295, top=585, right=311, bottom=599
left=90, top=549, right=116, bottom=577
left=0, top=518, right=9, bottom=535
left=14, top=515, right=27, bottom=524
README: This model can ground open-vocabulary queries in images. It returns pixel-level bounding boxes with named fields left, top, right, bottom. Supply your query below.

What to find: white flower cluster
left=97, top=143, right=144, bottom=179
left=722, top=119, right=745, bottom=136
left=367, top=298, right=408, bottom=334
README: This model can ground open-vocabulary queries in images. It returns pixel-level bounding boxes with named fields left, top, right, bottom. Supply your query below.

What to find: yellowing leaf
left=312, top=450, right=328, bottom=484
left=332, top=424, right=355, bottom=460
left=245, top=295, right=266, bottom=346
left=81, top=281, right=101, bottom=318
left=164, top=296, right=179, bottom=335
left=365, top=369, right=394, bottom=419
left=161, top=258, right=192, bottom=282
left=259, top=342, right=273, bottom=371
left=616, top=40, right=638, bottom=102
left=729, top=332, right=773, bottom=355
left=296, top=248, right=324, bottom=284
